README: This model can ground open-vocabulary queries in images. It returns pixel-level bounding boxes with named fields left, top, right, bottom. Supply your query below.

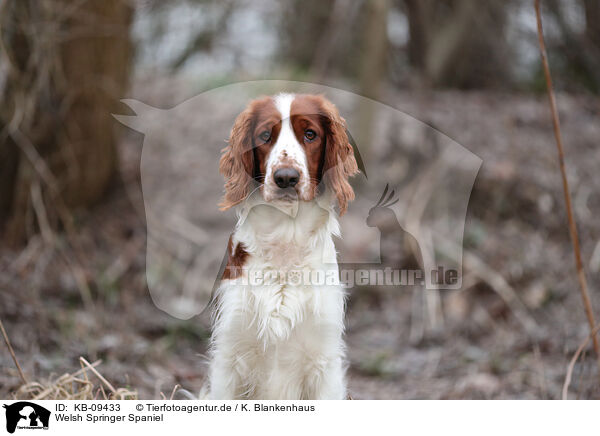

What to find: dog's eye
left=304, top=129, right=317, bottom=142
left=258, top=131, right=271, bottom=143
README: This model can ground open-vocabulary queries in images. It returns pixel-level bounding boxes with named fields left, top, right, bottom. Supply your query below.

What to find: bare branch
left=0, top=317, right=28, bottom=385
left=562, top=323, right=600, bottom=399
left=534, top=0, right=600, bottom=370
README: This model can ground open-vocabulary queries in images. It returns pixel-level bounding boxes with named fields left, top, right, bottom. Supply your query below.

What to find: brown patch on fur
left=219, top=97, right=281, bottom=210
left=222, top=235, right=249, bottom=280
left=291, top=95, right=358, bottom=215
left=290, top=96, right=326, bottom=199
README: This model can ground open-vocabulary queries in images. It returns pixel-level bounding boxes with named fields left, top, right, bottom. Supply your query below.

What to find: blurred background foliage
left=1, top=0, right=599, bottom=240
left=1, top=0, right=600, bottom=399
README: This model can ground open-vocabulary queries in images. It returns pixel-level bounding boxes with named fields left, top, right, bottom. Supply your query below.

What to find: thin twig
left=0, top=317, right=28, bottom=385
left=79, top=357, right=116, bottom=394
left=169, top=384, right=180, bottom=400
left=70, top=359, right=102, bottom=378
left=533, top=343, right=547, bottom=399
left=30, top=180, right=55, bottom=245
left=534, top=0, right=600, bottom=369
left=562, top=323, right=600, bottom=399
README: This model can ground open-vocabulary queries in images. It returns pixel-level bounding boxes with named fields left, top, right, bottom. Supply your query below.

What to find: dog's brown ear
left=318, top=97, right=359, bottom=215
left=219, top=104, right=256, bottom=210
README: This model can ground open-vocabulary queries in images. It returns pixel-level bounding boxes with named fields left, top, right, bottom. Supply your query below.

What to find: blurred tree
left=355, top=0, right=389, bottom=159
left=359, top=0, right=389, bottom=100
left=545, top=0, right=600, bottom=93
left=584, top=0, right=600, bottom=48
left=280, top=0, right=372, bottom=83
left=279, top=0, right=513, bottom=89
left=0, top=0, right=133, bottom=244
left=279, top=0, right=338, bottom=75
left=402, top=0, right=512, bottom=88
left=310, top=0, right=361, bottom=80
left=170, top=0, right=235, bottom=70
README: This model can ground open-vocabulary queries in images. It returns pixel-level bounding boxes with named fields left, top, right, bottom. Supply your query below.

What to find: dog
left=206, top=93, right=359, bottom=400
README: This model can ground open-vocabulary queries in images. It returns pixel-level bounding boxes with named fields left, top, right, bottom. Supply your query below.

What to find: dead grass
left=12, top=358, right=138, bottom=400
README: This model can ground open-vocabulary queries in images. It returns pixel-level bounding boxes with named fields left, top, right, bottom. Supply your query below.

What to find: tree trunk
left=0, top=0, right=132, bottom=245
left=404, top=0, right=431, bottom=71
left=355, top=0, right=389, bottom=160
left=584, top=0, right=600, bottom=48
left=403, top=0, right=511, bottom=88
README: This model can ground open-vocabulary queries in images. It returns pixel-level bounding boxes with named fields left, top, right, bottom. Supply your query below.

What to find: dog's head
left=219, top=93, right=358, bottom=214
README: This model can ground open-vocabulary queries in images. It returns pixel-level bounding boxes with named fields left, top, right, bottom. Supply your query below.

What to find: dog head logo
left=3, top=402, right=50, bottom=434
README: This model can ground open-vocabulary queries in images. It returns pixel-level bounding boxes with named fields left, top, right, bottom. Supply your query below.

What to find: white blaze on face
left=264, top=93, right=310, bottom=201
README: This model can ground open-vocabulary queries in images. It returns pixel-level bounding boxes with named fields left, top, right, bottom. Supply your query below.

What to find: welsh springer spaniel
left=207, top=93, right=358, bottom=400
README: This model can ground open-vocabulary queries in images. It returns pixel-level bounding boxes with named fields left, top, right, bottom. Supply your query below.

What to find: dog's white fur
left=208, top=200, right=346, bottom=399
left=207, top=94, right=348, bottom=400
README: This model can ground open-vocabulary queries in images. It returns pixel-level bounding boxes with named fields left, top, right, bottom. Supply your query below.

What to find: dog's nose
left=273, top=167, right=300, bottom=188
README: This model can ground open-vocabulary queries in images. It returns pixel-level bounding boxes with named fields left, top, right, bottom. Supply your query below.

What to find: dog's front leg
left=208, top=301, right=262, bottom=399
left=291, top=318, right=347, bottom=400
left=313, top=356, right=347, bottom=400
left=207, top=352, right=241, bottom=400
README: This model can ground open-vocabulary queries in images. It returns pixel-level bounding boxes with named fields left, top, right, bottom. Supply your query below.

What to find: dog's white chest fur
left=208, top=200, right=347, bottom=400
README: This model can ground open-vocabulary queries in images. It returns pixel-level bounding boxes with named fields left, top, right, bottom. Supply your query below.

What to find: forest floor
left=2, top=89, right=600, bottom=399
